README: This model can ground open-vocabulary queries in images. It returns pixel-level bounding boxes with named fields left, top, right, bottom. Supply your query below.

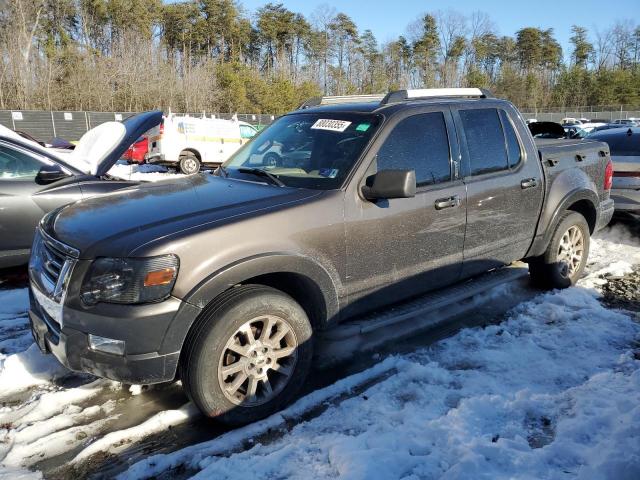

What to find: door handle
left=521, top=178, right=538, bottom=189
left=435, top=195, right=460, bottom=210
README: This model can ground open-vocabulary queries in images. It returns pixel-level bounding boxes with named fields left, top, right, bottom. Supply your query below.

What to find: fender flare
left=159, top=253, right=340, bottom=355
left=179, top=148, right=202, bottom=161
left=527, top=187, right=599, bottom=258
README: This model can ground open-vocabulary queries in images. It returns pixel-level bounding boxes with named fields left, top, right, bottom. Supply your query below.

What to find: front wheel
left=180, top=285, right=313, bottom=425
left=529, top=211, right=590, bottom=289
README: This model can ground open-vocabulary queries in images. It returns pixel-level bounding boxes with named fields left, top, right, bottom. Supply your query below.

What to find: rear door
left=452, top=105, right=543, bottom=277
left=344, top=107, right=467, bottom=314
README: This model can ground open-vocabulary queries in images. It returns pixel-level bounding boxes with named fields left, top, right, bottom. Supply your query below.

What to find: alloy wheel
left=218, top=315, right=298, bottom=406
left=556, top=225, right=584, bottom=278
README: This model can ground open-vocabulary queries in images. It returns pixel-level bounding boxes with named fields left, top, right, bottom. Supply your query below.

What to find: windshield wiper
left=237, top=167, right=285, bottom=187
left=216, top=165, right=229, bottom=177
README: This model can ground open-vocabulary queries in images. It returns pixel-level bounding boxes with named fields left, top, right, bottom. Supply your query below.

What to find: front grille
left=40, top=241, right=66, bottom=286
left=29, top=228, right=78, bottom=329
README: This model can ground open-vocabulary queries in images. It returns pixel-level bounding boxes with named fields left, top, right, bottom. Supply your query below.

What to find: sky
left=237, top=0, right=639, bottom=57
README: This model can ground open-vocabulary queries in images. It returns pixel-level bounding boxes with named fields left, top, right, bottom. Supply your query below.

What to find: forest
left=1, top=0, right=639, bottom=114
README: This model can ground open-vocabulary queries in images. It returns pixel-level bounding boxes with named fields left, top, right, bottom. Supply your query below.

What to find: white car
left=561, top=117, right=582, bottom=125
left=612, top=118, right=639, bottom=127
left=146, top=115, right=258, bottom=174
left=570, top=122, right=607, bottom=137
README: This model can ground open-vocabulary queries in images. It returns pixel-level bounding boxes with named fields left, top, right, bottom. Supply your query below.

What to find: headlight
left=80, top=255, right=179, bottom=306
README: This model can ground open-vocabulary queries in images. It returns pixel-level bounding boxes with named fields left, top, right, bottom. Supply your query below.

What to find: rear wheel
left=180, top=285, right=313, bottom=425
left=529, top=211, right=590, bottom=289
left=179, top=152, right=200, bottom=175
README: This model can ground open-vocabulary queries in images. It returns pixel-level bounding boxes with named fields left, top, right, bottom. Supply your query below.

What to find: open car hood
left=68, top=110, right=162, bottom=177
left=528, top=121, right=565, bottom=138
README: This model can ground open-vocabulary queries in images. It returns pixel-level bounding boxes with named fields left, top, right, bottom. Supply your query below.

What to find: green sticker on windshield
left=356, top=123, right=371, bottom=132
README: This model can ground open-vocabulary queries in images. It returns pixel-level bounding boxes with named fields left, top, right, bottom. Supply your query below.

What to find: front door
left=344, top=108, right=467, bottom=316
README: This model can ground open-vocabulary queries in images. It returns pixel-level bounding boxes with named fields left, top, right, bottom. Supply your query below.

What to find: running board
left=316, top=264, right=530, bottom=367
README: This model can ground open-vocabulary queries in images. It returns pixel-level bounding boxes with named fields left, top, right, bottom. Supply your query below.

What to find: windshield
left=221, top=112, right=382, bottom=189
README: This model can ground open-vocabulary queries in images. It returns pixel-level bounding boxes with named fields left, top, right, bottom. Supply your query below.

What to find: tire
left=263, top=152, right=281, bottom=167
left=179, top=152, right=200, bottom=175
left=528, top=211, right=590, bottom=289
left=180, top=285, right=313, bottom=425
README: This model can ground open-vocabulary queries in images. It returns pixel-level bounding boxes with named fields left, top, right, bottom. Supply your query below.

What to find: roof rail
left=381, top=88, right=494, bottom=105
left=298, top=94, right=386, bottom=109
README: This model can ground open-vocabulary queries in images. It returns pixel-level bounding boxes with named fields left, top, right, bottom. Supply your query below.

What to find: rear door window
left=375, top=112, right=451, bottom=187
left=459, top=108, right=509, bottom=175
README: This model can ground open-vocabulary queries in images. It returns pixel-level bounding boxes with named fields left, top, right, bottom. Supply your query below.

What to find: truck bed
left=535, top=138, right=610, bottom=205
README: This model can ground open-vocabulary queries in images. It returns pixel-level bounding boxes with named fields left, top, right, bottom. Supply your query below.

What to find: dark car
left=588, top=127, right=640, bottom=212
left=29, top=90, right=613, bottom=425
left=588, top=124, right=630, bottom=134
left=0, top=111, right=162, bottom=268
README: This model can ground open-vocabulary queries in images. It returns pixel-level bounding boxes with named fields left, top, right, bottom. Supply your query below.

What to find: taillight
left=158, top=121, right=164, bottom=137
left=604, top=159, right=613, bottom=190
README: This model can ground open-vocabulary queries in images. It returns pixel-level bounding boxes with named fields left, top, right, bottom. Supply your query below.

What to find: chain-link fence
left=1, top=108, right=638, bottom=143
left=0, top=110, right=277, bottom=143
left=520, top=110, right=640, bottom=123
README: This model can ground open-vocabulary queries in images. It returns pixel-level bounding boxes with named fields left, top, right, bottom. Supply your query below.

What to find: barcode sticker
left=311, top=119, right=352, bottom=132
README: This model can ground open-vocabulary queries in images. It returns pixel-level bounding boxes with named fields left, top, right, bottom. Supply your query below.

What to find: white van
left=146, top=115, right=258, bottom=174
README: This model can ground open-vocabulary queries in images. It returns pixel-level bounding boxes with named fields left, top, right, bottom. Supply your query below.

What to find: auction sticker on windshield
left=311, top=119, right=352, bottom=132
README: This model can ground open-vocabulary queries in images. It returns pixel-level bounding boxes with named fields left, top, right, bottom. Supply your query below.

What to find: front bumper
left=30, top=306, right=179, bottom=384
left=28, top=283, right=198, bottom=385
left=146, top=153, right=168, bottom=164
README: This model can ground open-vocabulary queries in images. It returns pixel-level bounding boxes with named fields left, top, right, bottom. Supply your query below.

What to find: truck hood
left=45, top=174, right=322, bottom=257
left=67, top=111, right=162, bottom=176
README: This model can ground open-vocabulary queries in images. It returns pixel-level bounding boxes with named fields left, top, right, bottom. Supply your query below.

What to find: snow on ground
left=120, top=283, right=640, bottom=480
left=0, top=221, right=639, bottom=479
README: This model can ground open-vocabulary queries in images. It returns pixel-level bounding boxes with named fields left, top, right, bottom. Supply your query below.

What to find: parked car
left=563, top=125, right=585, bottom=138
left=123, top=136, right=149, bottom=164
left=561, top=117, right=582, bottom=125
left=588, top=124, right=631, bottom=134
left=146, top=115, right=258, bottom=174
left=612, top=119, right=638, bottom=127
left=48, top=137, right=76, bottom=150
left=567, top=122, right=607, bottom=139
left=0, top=111, right=162, bottom=268
left=29, top=89, right=613, bottom=425
left=529, top=121, right=566, bottom=138
left=587, top=127, right=639, bottom=212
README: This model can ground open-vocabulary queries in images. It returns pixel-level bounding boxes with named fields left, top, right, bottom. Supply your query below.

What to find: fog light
left=88, top=334, right=125, bottom=355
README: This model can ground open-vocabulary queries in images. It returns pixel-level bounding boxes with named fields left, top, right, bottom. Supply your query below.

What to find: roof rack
left=298, top=88, right=494, bottom=110
left=381, top=88, right=493, bottom=105
left=298, top=94, right=386, bottom=109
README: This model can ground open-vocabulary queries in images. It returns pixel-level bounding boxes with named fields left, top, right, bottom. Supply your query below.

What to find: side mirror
left=35, top=164, right=68, bottom=184
left=361, top=169, right=416, bottom=201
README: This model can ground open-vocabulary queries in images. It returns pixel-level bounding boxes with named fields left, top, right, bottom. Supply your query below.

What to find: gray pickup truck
left=29, top=89, right=614, bottom=424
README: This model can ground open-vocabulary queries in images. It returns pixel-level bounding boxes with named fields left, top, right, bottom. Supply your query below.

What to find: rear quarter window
left=499, top=110, right=523, bottom=167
